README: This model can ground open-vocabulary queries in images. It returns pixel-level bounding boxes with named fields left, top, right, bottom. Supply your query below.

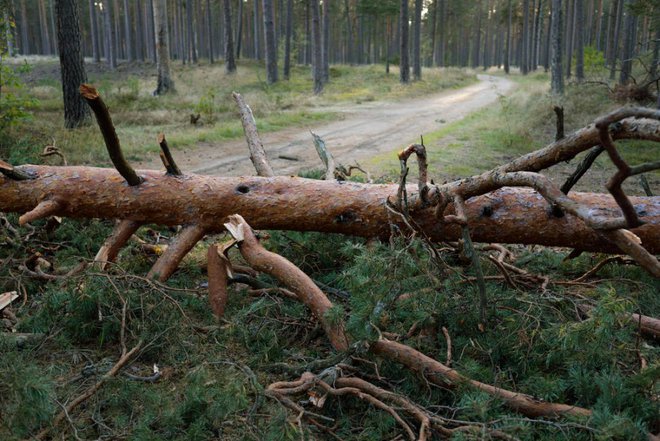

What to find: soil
left=136, top=74, right=516, bottom=177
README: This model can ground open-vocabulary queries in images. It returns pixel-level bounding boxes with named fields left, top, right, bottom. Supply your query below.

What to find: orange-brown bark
left=1, top=165, right=658, bottom=254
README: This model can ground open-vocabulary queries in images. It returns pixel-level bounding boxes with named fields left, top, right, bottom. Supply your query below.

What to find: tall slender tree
left=224, top=0, right=236, bottom=73
left=123, top=0, right=133, bottom=61
left=399, top=0, right=410, bottom=83
left=575, top=0, right=584, bottom=80
left=322, top=0, right=329, bottom=82
left=283, top=0, right=292, bottom=78
left=262, top=0, right=277, bottom=83
left=311, top=0, right=323, bottom=93
left=19, top=0, right=29, bottom=54
left=550, top=0, right=564, bottom=94
left=206, top=0, right=214, bottom=63
left=618, top=0, right=636, bottom=85
left=55, top=0, right=90, bottom=128
left=39, top=0, right=52, bottom=55
left=413, top=0, right=422, bottom=79
left=153, top=0, right=173, bottom=94
left=103, top=0, right=117, bottom=68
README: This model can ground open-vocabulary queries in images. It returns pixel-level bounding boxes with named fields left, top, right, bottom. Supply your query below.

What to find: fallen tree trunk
left=0, top=165, right=658, bottom=253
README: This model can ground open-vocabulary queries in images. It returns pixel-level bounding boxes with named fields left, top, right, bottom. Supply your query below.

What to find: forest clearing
left=1, top=1, right=659, bottom=440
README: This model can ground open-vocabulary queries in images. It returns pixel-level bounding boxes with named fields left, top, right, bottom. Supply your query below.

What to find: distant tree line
left=2, top=0, right=658, bottom=89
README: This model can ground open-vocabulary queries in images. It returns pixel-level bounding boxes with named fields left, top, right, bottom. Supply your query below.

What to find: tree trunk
left=262, top=0, right=278, bottom=83
left=253, top=0, right=260, bottom=59
left=505, top=0, right=512, bottom=73
left=55, top=0, right=91, bottom=129
left=186, top=0, right=197, bottom=63
left=343, top=0, right=353, bottom=64
left=564, top=0, right=573, bottom=78
left=608, top=0, right=623, bottom=79
left=123, top=0, right=133, bottom=61
left=39, top=0, right=52, bottom=55
left=223, top=0, right=236, bottom=73
left=522, top=0, right=530, bottom=73
left=89, top=0, right=101, bottom=63
left=311, top=0, right=323, bottom=94
left=399, top=0, right=409, bottom=83
left=551, top=0, right=564, bottom=94
left=283, top=0, right=292, bottom=78
left=413, top=0, right=422, bottom=79
left=575, top=0, right=584, bottom=80
left=618, top=0, right=636, bottom=85
left=153, top=0, right=173, bottom=94
left=103, top=0, right=117, bottom=69
left=135, top=0, right=144, bottom=61
left=322, top=0, right=329, bottom=83
left=236, top=0, right=243, bottom=59
left=20, top=0, right=29, bottom=55
left=1, top=164, right=658, bottom=255
left=206, top=0, right=214, bottom=63
left=429, top=0, right=437, bottom=66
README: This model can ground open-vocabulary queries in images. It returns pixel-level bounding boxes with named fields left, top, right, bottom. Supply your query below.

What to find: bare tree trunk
left=20, top=0, right=29, bottom=55
left=551, top=0, right=564, bottom=94
left=206, top=0, right=214, bottom=63
left=103, top=0, right=117, bottom=69
left=343, top=0, right=353, bottom=64
left=89, top=0, right=101, bottom=63
left=522, top=0, right=530, bottom=73
left=123, top=0, right=133, bottom=61
left=147, top=0, right=157, bottom=63
left=153, top=0, right=173, bottom=94
left=55, top=0, right=90, bottom=128
left=618, top=0, right=636, bottom=85
left=505, top=0, right=512, bottom=73
left=413, top=0, right=422, bottom=79
left=564, top=0, right=573, bottom=78
left=322, top=0, right=329, bottom=82
left=262, top=0, right=278, bottom=83
left=236, top=0, right=243, bottom=59
left=38, top=0, right=52, bottom=55
left=473, top=0, right=482, bottom=69
left=135, top=0, right=144, bottom=61
left=399, top=0, right=409, bottom=83
left=186, top=0, right=197, bottom=63
left=311, top=0, right=323, bottom=93
left=283, top=0, right=292, bottom=78
left=253, top=0, right=260, bottom=59
left=608, top=0, right=623, bottom=79
left=223, top=0, right=236, bottom=73
left=575, top=0, right=584, bottom=80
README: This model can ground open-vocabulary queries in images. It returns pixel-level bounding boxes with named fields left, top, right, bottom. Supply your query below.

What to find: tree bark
left=283, top=0, right=292, bottom=78
left=55, top=0, right=91, bottom=129
left=123, top=0, right=133, bottom=61
left=311, top=0, right=323, bottom=94
left=575, top=0, right=584, bottom=80
left=551, top=0, right=564, bottom=95
left=262, top=0, right=278, bottom=83
left=413, top=0, right=422, bottom=79
left=618, top=0, right=636, bottom=85
left=399, top=0, right=409, bottom=83
left=224, top=0, right=236, bottom=73
left=322, top=0, right=329, bottom=83
left=153, top=0, right=174, bottom=94
left=1, top=166, right=658, bottom=254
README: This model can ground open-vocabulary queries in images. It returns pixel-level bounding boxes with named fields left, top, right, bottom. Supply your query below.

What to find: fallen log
left=0, top=165, right=658, bottom=254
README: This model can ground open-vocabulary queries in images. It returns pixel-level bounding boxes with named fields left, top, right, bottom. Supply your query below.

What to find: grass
left=1, top=58, right=475, bottom=167
left=366, top=69, right=658, bottom=194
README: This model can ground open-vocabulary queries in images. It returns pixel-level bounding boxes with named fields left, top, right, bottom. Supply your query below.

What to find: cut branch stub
left=157, top=133, right=182, bottom=176
left=311, top=131, right=336, bottom=180
left=398, top=144, right=429, bottom=206
left=224, top=214, right=350, bottom=351
left=0, top=159, right=35, bottom=181
left=79, top=84, right=144, bottom=186
left=147, top=224, right=207, bottom=281
left=18, top=200, right=63, bottom=226
left=232, top=91, right=274, bottom=177
left=94, top=220, right=143, bottom=269
left=207, top=243, right=232, bottom=319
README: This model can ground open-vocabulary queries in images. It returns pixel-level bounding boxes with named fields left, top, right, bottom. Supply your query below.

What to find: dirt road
left=157, top=74, right=515, bottom=177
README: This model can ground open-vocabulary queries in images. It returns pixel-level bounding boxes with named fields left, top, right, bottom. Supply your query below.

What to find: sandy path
left=149, top=74, right=515, bottom=177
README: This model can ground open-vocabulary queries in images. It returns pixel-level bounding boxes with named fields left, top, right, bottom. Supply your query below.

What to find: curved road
left=163, top=74, right=515, bottom=177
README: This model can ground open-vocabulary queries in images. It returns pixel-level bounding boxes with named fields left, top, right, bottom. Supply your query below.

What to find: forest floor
left=135, top=74, right=516, bottom=176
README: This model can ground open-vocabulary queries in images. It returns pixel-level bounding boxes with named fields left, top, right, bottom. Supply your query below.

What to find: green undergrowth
left=1, top=210, right=658, bottom=440
left=0, top=59, right=474, bottom=167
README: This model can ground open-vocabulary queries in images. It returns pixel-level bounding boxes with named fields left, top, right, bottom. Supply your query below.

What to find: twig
left=80, top=84, right=143, bottom=186
left=639, top=174, right=653, bottom=196
left=560, top=146, right=605, bottom=194
left=441, top=326, right=452, bottom=367
left=157, top=133, right=182, bottom=175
